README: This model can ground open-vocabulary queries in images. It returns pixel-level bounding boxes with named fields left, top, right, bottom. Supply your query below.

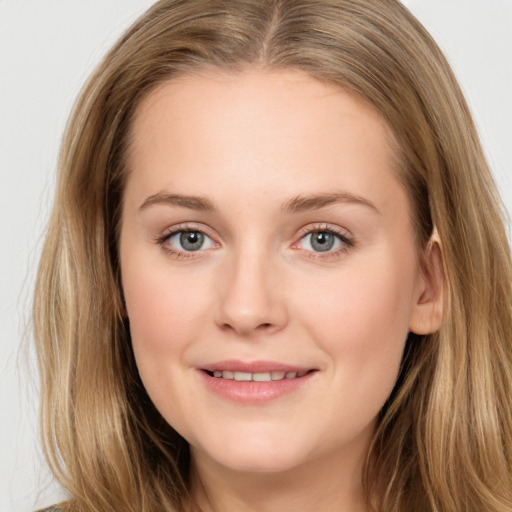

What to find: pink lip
left=198, top=360, right=317, bottom=404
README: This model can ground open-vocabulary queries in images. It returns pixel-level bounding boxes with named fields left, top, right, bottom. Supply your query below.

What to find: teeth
left=234, top=372, right=252, bottom=381
left=253, top=372, right=272, bottom=382
left=212, top=370, right=307, bottom=381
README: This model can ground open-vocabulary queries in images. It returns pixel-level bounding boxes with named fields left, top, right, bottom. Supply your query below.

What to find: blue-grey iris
left=311, top=232, right=335, bottom=252
left=180, top=231, right=204, bottom=251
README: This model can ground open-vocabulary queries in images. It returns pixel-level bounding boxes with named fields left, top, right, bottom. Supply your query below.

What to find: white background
left=1, top=1, right=511, bottom=510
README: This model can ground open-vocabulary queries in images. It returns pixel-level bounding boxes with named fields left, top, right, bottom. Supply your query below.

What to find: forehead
left=124, top=68, right=404, bottom=213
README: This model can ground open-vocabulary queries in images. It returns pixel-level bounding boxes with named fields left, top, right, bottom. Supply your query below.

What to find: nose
left=214, top=247, right=288, bottom=337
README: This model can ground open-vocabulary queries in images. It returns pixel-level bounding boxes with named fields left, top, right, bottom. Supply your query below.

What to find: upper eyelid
left=161, top=222, right=216, bottom=238
left=295, top=223, right=353, bottom=239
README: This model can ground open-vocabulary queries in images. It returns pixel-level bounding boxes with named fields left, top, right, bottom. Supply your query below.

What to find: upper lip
left=200, top=359, right=314, bottom=373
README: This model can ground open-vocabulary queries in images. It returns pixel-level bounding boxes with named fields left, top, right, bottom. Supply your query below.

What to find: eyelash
left=293, top=223, right=354, bottom=260
left=156, top=223, right=355, bottom=260
left=156, top=223, right=216, bottom=259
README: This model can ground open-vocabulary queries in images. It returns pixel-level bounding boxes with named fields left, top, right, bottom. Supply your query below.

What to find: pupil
left=311, top=232, right=334, bottom=252
left=180, top=231, right=204, bottom=251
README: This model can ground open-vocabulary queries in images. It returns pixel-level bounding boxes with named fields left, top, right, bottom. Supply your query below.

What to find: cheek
left=305, top=267, right=411, bottom=337
left=297, top=255, right=415, bottom=382
left=121, top=260, right=213, bottom=424
left=122, top=255, right=212, bottom=363
left=124, top=273, right=178, bottom=349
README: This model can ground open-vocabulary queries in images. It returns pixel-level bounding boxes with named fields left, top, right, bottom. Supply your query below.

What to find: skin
left=119, top=68, right=443, bottom=512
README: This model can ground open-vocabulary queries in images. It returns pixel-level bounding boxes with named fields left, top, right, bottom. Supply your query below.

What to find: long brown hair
left=34, top=1, right=512, bottom=510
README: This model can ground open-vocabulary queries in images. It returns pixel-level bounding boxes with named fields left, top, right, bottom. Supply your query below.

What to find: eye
left=302, top=231, right=338, bottom=252
left=296, top=227, right=353, bottom=254
left=165, top=229, right=216, bottom=252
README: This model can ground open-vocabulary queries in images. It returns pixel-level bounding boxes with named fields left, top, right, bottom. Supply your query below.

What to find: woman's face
left=120, top=69, right=436, bottom=477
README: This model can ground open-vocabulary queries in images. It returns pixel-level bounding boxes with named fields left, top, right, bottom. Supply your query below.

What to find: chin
left=190, top=428, right=314, bottom=474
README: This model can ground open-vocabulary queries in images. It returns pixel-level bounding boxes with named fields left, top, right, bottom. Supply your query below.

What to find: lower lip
left=198, top=370, right=316, bottom=404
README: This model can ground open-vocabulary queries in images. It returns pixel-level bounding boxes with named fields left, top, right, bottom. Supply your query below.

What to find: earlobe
left=409, top=232, right=445, bottom=335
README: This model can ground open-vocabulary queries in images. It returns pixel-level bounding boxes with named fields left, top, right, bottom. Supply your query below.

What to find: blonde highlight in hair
left=34, top=1, right=512, bottom=511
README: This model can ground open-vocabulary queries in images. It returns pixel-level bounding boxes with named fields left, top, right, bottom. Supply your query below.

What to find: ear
left=409, top=231, right=445, bottom=335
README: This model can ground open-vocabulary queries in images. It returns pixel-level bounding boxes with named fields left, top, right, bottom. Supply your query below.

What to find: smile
left=205, top=370, right=310, bottom=381
left=199, top=362, right=317, bottom=404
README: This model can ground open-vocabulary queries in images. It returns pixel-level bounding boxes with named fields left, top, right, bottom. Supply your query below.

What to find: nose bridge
left=215, top=239, right=286, bottom=335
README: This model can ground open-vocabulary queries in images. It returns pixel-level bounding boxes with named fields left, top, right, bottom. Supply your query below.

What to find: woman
left=34, top=0, right=512, bottom=510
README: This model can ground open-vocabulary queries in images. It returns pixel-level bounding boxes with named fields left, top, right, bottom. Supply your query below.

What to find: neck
left=187, top=445, right=371, bottom=512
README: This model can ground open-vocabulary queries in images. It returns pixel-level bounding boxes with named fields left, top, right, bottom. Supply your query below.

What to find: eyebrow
left=138, top=190, right=379, bottom=214
left=139, top=193, right=218, bottom=212
left=282, top=191, right=379, bottom=214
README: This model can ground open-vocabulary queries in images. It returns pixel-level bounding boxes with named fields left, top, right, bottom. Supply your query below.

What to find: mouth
left=203, top=369, right=313, bottom=381
left=198, top=360, right=318, bottom=403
